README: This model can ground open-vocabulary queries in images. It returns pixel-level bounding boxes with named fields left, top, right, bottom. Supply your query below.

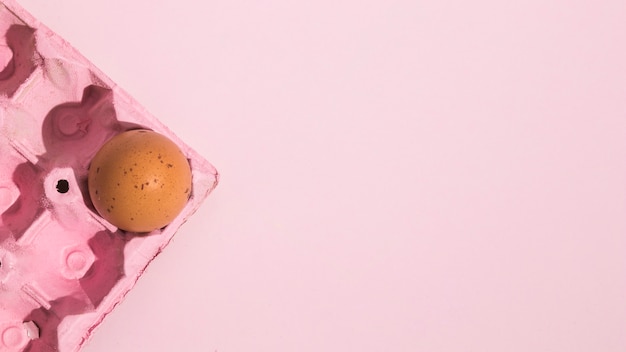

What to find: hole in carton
left=56, top=179, right=69, bottom=194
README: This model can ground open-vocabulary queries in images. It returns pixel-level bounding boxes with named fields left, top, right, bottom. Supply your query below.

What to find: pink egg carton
left=0, top=1, right=218, bottom=351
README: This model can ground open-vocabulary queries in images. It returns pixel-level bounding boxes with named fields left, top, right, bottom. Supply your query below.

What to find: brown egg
left=88, top=130, right=192, bottom=232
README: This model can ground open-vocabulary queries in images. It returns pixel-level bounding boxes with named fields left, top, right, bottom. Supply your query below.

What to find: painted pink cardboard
left=0, top=1, right=218, bottom=351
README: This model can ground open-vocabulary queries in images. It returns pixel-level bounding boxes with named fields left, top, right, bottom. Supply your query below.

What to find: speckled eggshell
left=88, top=129, right=193, bottom=232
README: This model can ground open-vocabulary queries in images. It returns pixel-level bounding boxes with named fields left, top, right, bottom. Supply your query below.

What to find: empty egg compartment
left=0, top=1, right=219, bottom=351
left=0, top=174, right=129, bottom=351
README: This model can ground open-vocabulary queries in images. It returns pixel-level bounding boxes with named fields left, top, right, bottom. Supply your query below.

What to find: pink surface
left=16, top=0, right=626, bottom=351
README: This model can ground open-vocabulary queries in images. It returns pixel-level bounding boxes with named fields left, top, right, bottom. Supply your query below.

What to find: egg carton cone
left=0, top=1, right=219, bottom=351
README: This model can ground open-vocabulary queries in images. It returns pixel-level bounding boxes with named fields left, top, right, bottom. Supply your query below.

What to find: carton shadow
left=0, top=24, right=40, bottom=97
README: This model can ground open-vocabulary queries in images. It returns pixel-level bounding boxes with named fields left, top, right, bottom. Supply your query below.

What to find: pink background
left=17, top=0, right=626, bottom=351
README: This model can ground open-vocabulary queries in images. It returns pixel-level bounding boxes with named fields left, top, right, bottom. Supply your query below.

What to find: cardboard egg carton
left=0, top=1, right=218, bottom=351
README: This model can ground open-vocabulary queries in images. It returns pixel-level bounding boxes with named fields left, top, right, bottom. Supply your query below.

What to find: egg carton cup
left=0, top=1, right=219, bottom=351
